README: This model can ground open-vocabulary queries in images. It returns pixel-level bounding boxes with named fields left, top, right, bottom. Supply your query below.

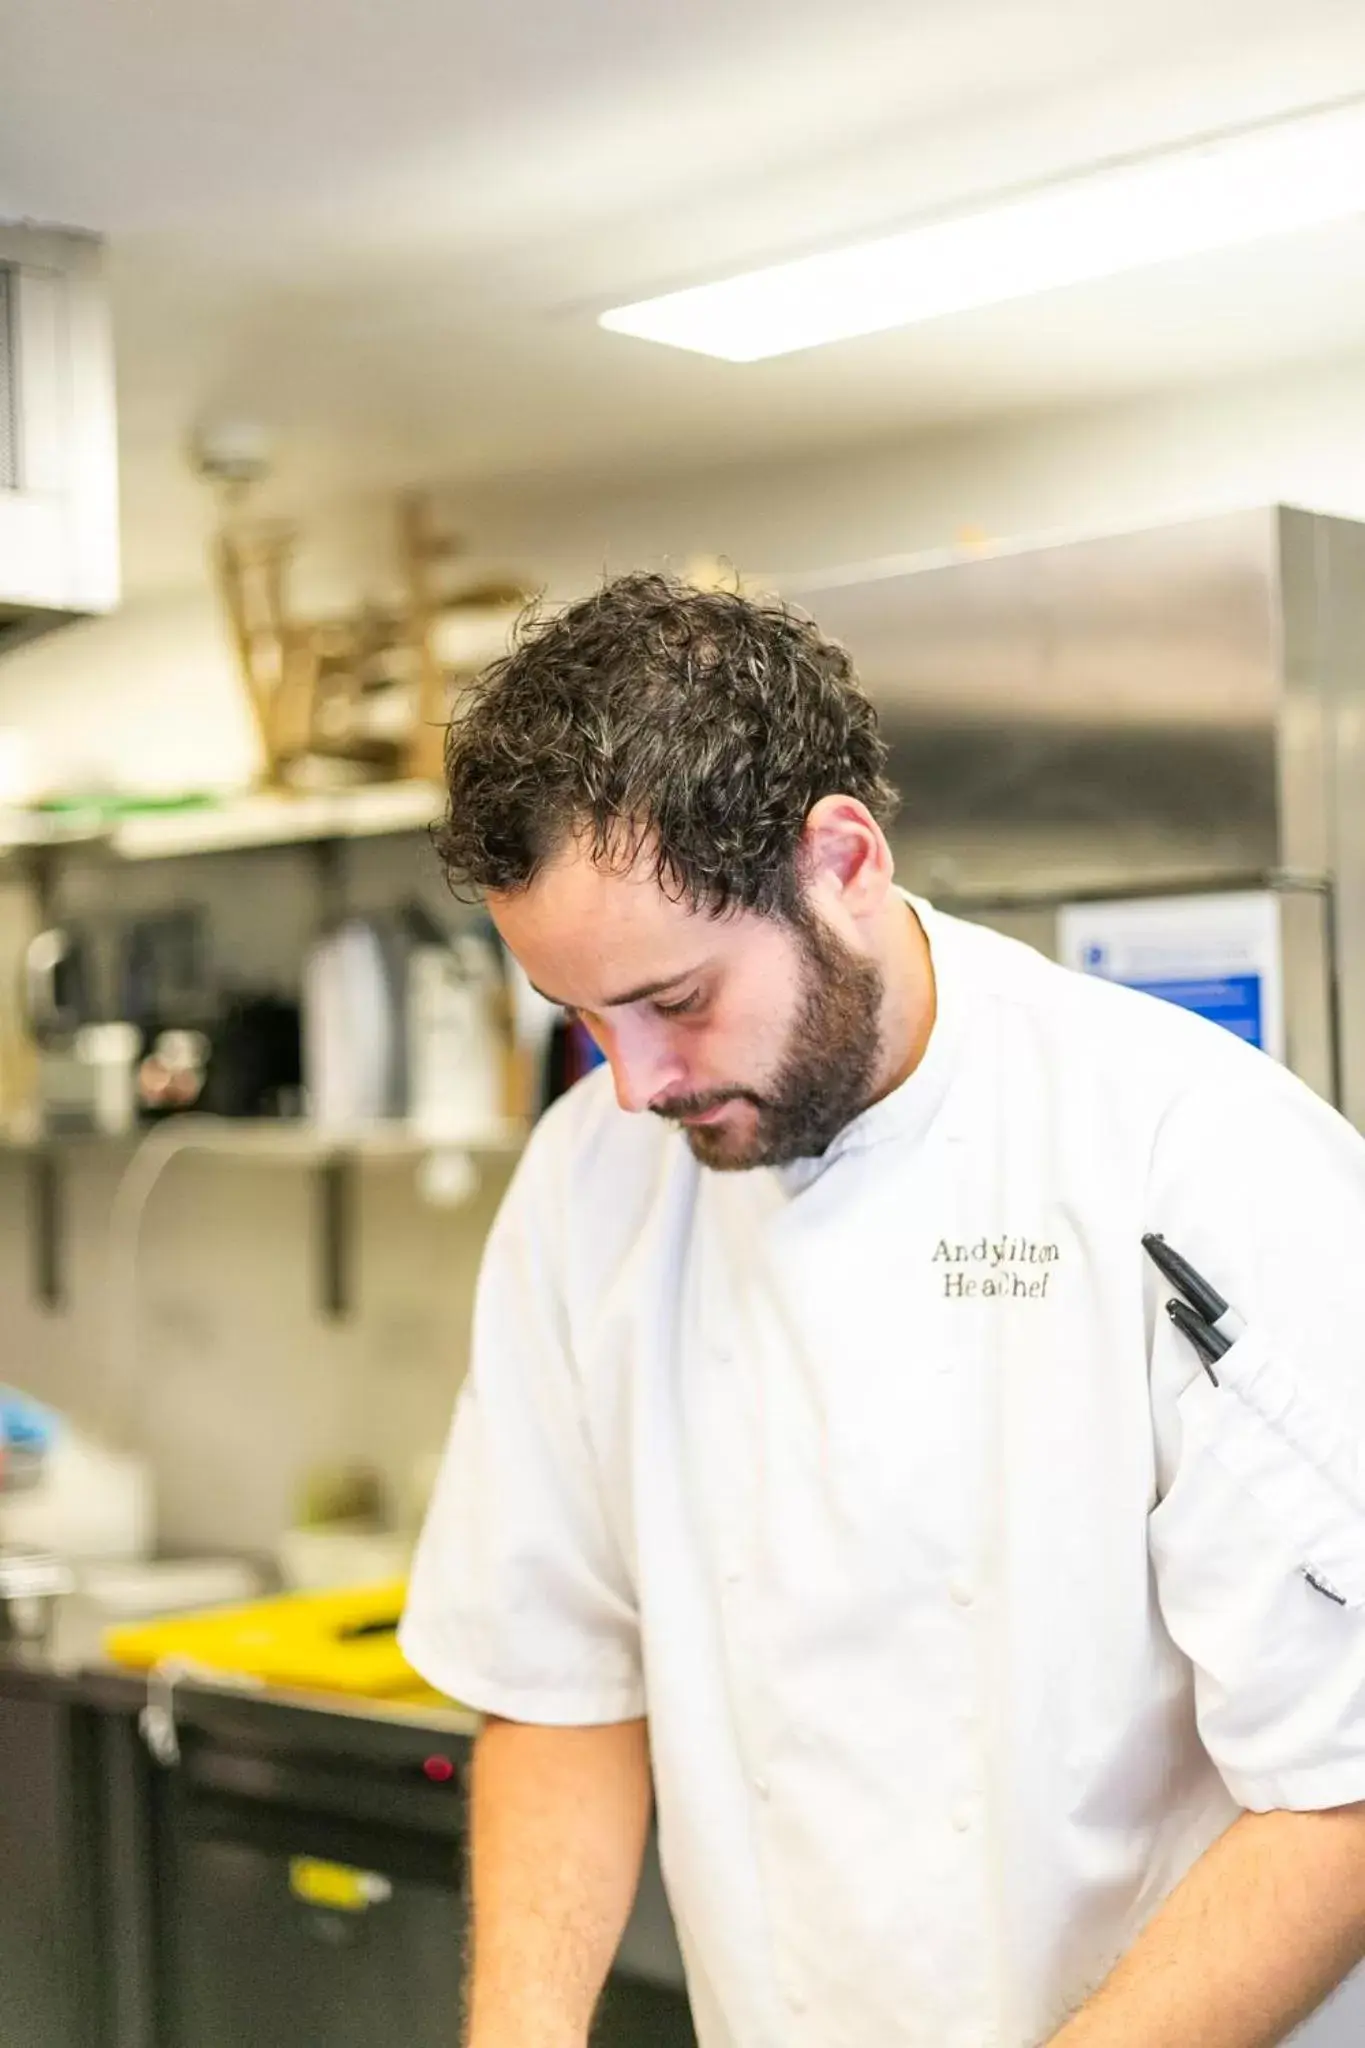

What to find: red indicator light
left=423, top=1754, right=456, bottom=1783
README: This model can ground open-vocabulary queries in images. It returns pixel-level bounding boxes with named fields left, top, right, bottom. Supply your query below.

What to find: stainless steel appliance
left=783, top=506, right=1365, bottom=1120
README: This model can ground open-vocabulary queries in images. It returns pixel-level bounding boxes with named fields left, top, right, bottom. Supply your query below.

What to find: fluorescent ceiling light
left=600, top=99, right=1365, bottom=361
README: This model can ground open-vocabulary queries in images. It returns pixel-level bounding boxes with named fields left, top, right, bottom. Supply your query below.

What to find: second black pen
left=1165, top=1297, right=1230, bottom=1386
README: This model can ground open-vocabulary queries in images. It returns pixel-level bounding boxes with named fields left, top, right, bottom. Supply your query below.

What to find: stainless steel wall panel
left=783, top=507, right=1358, bottom=1110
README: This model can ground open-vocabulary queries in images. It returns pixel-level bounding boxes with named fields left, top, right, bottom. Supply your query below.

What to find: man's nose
left=597, top=1017, right=684, bottom=1115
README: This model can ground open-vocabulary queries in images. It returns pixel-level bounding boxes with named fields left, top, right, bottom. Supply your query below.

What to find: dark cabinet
left=155, top=1728, right=467, bottom=2048
left=155, top=1730, right=694, bottom=2048
left=165, top=1835, right=464, bottom=2048
left=157, top=1828, right=693, bottom=2048
left=0, top=1680, right=102, bottom=2048
left=0, top=1669, right=695, bottom=2048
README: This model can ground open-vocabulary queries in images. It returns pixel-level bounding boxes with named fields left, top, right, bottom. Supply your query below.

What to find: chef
left=400, top=570, right=1365, bottom=2048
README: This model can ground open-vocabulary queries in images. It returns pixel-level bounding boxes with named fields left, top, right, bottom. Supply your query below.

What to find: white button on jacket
left=403, top=900, right=1365, bottom=2048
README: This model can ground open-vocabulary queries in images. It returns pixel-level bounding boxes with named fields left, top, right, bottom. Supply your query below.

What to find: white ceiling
left=9, top=0, right=1365, bottom=594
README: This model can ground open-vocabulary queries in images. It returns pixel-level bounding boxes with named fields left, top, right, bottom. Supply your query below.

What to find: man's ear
left=800, top=795, right=893, bottom=921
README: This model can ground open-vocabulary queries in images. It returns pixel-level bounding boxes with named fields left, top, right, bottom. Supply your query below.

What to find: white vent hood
left=0, top=223, right=119, bottom=655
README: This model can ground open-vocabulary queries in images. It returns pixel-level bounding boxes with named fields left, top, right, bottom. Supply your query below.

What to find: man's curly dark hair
left=435, top=571, right=898, bottom=920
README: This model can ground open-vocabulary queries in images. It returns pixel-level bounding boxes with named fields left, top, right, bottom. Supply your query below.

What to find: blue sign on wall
left=1120, top=972, right=1264, bottom=1048
left=1059, top=892, right=1284, bottom=1064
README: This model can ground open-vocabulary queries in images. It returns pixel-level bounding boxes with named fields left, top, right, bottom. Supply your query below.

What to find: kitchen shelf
left=0, top=1116, right=528, bottom=1159
left=0, top=808, right=108, bottom=853
left=0, top=781, right=516, bottom=1317
left=144, top=1116, right=528, bottom=1160
left=0, top=778, right=446, bottom=863
left=110, top=779, right=445, bottom=859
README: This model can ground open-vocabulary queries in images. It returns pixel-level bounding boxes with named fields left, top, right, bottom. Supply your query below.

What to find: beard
left=655, top=911, right=885, bottom=1172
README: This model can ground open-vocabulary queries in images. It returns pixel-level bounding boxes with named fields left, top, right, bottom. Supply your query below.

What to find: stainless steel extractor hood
left=777, top=508, right=1365, bottom=1124
left=0, top=223, right=119, bottom=654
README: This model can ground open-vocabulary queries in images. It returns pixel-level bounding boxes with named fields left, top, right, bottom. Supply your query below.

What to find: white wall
left=462, top=351, right=1365, bottom=592
left=0, top=588, right=261, bottom=797
left=0, top=1140, right=513, bottom=1555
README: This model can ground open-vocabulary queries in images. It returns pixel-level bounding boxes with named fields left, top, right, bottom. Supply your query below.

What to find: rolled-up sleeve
left=399, top=1135, right=644, bottom=1725
left=1147, top=1069, right=1365, bottom=1812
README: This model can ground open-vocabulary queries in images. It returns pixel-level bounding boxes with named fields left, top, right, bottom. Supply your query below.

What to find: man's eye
left=655, top=991, right=703, bottom=1018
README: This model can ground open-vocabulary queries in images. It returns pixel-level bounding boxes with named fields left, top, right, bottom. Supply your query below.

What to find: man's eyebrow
left=530, top=968, right=707, bottom=1010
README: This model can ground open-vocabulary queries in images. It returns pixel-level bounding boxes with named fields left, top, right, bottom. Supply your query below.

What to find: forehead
left=486, top=842, right=780, bottom=1009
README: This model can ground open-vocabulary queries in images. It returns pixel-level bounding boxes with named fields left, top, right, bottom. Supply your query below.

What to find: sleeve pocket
left=1165, top=1326, right=1365, bottom=1611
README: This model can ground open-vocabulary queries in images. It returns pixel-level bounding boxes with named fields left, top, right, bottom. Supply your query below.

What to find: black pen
left=1142, top=1233, right=1246, bottom=1343
left=1165, top=1297, right=1230, bottom=1385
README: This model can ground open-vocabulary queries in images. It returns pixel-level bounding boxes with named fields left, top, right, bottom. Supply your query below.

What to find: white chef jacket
left=401, top=899, right=1365, bottom=2048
